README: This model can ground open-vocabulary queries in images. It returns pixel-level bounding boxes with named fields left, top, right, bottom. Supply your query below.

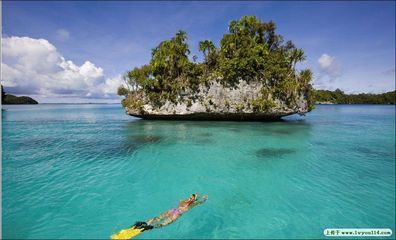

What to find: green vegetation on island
left=119, top=16, right=314, bottom=118
left=1, top=85, right=38, bottom=104
left=314, top=89, right=395, bottom=104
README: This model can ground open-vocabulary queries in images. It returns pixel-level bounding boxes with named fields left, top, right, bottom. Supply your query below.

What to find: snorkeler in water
left=146, top=193, right=208, bottom=228
left=111, top=193, right=208, bottom=239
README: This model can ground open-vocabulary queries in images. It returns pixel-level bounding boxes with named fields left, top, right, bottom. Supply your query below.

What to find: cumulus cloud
left=1, top=36, right=123, bottom=100
left=312, top=53, right=343, bottom=90
left=56, top=29, right=70, bottom=41
left=317, top=53, right=341, bottom=79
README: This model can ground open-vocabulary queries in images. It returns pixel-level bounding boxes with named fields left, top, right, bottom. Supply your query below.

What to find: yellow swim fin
left=110, top=226, right=144, bottom=239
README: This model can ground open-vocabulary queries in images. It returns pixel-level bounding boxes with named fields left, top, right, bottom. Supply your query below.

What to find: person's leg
left=154, top=215, right=178, bottom=228
left=146, top=210, right=169, bottom=225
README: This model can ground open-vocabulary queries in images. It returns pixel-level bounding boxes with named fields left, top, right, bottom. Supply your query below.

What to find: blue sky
left=2, top=1, right=395, bottom=103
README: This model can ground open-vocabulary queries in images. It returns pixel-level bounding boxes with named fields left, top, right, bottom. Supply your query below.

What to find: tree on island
left=1, top=85, right=38, bottom=104
left=119, top=16, right=314, bottom=114
left=1, top=85, right=5, bottom=103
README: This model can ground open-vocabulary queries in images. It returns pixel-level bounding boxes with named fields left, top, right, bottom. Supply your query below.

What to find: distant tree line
left=314, top=89, right=395, bottom=104
left=118, top=16, right=314, bottom=112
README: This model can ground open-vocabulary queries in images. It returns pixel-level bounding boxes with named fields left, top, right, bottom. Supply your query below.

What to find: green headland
left=1, top=85, right=38, bottom=105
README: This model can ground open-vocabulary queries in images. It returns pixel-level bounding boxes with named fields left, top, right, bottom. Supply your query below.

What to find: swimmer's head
left=189, top=193, right=198, bottom=202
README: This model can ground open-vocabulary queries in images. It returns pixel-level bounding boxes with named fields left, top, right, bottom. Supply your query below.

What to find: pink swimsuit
left=169, top=208, right=183, bottom=216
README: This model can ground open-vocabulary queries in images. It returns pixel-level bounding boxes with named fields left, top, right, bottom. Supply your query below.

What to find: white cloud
left=102, top=75, right=124, bottom=95
left=313, top=53, right=343, bottom=90
left=1, top=36, right=122, bottom=101
left=56, top=29, right=70, bottom=41
left=317, top=53, right=341, bottom=78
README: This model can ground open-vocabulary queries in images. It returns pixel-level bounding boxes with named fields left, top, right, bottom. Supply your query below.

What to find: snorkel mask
left=189, top=193, right=198, bottom=201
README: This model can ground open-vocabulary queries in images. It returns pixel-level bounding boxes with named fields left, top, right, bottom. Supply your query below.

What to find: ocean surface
left=2, top=104, right=395, bottom=239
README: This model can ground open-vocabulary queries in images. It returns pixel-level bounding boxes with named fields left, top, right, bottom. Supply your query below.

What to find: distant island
left=118, top=16, right=314, bottom=120
left=314, top=89, right=395, bottom=104
left=1, top=85, right=38, bottom=104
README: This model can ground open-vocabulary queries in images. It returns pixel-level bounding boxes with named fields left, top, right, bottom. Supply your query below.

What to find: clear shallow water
left=2, top=104, right=395, bottom=239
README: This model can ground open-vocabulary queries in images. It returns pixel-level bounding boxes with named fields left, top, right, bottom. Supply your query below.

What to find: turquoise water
left=2, top=104, right=395, bottom=239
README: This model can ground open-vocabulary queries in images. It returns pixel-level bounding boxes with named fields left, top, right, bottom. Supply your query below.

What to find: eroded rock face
left=124, top=80, right=310, bottom=121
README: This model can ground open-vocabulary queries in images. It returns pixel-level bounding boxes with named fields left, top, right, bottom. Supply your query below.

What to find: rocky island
left=118, top=16, right=314, bottom=120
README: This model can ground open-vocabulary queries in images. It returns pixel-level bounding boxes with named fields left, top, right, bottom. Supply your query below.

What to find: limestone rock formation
left=124, top=80, right=310, bottom=121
